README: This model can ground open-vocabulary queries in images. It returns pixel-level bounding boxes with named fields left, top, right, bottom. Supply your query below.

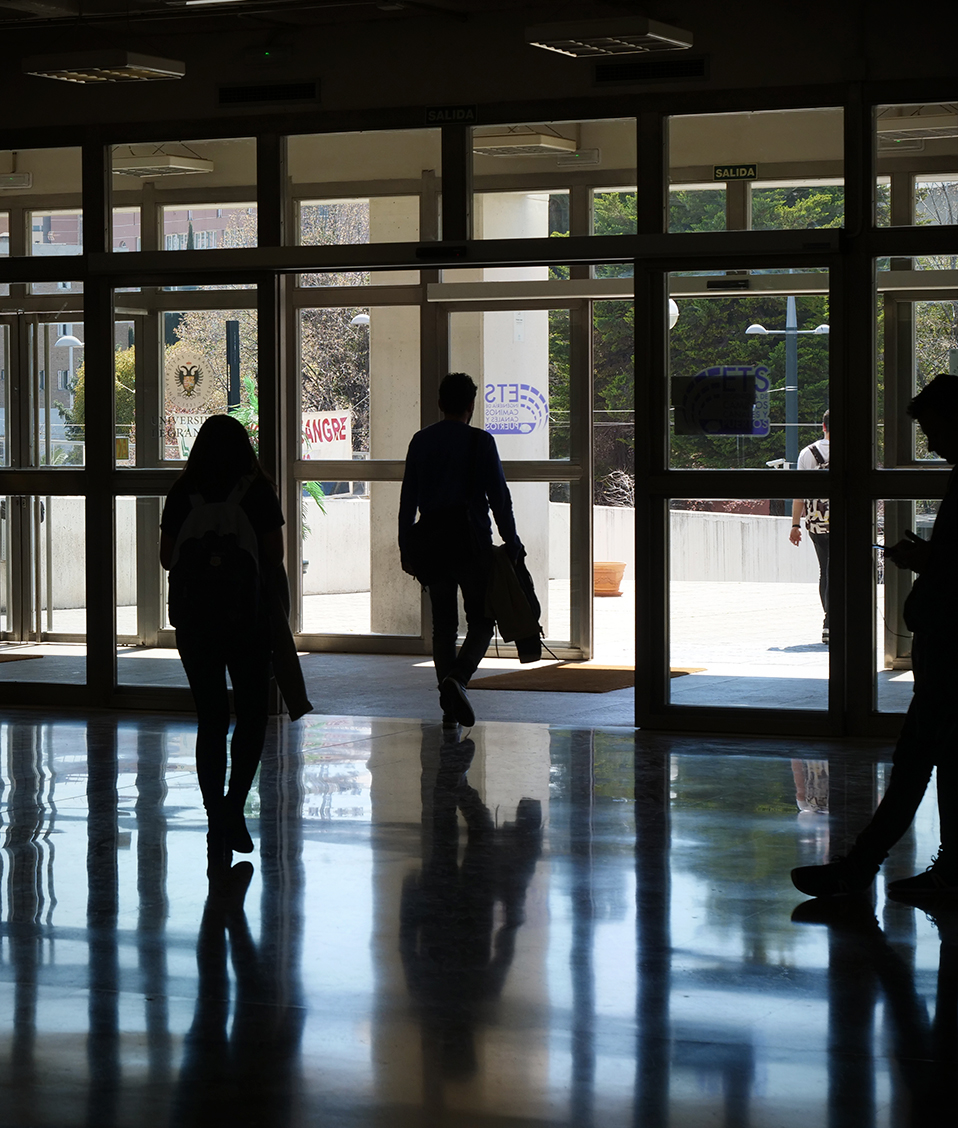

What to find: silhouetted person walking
left=161, top=414, right=285, bottom=877
left=399, top=372, right=522, bottom=727
left=793, top=375, right=958, bottom=899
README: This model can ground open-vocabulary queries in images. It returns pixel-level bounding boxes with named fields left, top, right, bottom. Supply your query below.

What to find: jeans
left=809, top=531, right=829, bottom=628
left=427, top=559, right=494, bottom=690
left=177, top=620, right=271, bottom=818
left=853, top=632, right=958, bottom=867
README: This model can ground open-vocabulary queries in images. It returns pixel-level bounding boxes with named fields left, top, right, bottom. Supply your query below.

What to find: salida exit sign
left=713, top=164, right=758, bottom=181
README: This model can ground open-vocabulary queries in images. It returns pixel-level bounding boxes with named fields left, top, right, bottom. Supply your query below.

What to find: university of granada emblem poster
left=165, top=348, right=215, bottom=410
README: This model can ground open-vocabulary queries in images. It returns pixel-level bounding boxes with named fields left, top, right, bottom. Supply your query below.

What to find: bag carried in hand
left=405, top=506, right=481, bottom=584
left=168, top=475, right=260, bottom=628
left=804, top=443, right=829, bottom=534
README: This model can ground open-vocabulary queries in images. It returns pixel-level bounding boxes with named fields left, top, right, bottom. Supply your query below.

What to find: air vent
left=594, top=55, right=708, bottom=85
left=219, top=81, right=318, bottom=106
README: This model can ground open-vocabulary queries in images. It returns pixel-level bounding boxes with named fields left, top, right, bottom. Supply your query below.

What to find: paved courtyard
left=1, top=579, right=913, bottom=716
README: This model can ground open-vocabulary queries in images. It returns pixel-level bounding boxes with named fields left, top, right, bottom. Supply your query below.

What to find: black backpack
left=168, top=476, right=261, bottom=628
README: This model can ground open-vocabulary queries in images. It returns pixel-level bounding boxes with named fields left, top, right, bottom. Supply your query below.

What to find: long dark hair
left=181, top=414, right=263, bottom=495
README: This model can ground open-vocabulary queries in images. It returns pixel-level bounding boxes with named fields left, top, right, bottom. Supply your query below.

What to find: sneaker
left=822, top=628, right=830, bottom=645
left=440, top=676, right=475, bottom=727
left=887, top=853, right=958, bottom=901
left=791, top=854, right=877, bottom=897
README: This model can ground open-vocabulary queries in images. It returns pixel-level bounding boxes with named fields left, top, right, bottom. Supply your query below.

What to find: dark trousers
left=853, top=633, right=958, bottom=867
left=177, top=621, right=271, bottom=818
left=810, top=530, right=829, bottom=628
left=427, top=560, right=494, bottom=690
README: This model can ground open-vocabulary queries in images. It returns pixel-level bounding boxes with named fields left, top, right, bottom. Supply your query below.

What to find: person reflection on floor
left=173, top=864, right=305, bottom=1128
left=792, top=898, right=958, bottom=1120
left=399, top=732, right=542, bottom=1081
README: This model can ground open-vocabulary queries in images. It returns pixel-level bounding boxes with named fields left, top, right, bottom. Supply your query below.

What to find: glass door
left=0, top=314, right=87, bottom=680
left=663, top=269, right=832, bottom=714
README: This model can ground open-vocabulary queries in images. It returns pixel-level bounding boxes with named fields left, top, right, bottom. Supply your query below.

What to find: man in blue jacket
left=399, top=372, right=522, bottom=728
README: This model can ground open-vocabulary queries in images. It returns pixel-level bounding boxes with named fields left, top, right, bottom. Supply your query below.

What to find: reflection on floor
left=1, top=710, right=951, bottom=1127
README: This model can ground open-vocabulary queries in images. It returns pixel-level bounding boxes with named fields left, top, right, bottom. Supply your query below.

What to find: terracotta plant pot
left=593, top=561, right=626, bottom=597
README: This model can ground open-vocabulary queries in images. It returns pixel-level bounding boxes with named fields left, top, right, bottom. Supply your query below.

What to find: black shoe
left=225, top=805, right=254, bottom=854
left=887, top=852, right=958, bottom=901
left=791, top=854, right=877, bottom=897
left=440, top=676, right=475, bottom=727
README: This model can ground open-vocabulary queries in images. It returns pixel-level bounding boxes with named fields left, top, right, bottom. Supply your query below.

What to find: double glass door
left=0, top=315, right=86, bottom=646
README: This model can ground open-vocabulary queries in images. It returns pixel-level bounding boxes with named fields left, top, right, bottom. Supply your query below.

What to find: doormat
left=0, top=653, right=43, bottom=663
left=469, top=664, right=705, bottom=694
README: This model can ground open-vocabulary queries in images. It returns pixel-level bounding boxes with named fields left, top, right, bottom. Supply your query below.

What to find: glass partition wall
left=0, top=96, right=952, bottom=734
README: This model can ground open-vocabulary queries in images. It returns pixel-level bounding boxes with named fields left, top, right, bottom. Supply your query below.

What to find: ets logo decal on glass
left=671, top=365, right=770, bottom=436
left=484, top=382, right=549, bottom=435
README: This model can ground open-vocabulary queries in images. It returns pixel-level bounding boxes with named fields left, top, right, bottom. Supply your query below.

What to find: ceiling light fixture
left=23, top=51, right=185, bottom=83
left=526, top=17, right=692, bottom=59
left=877, top=113, right=958, bottom=141
left=473, top=132, right=578, bottom=157
left=113, top=154, right=214, bottom=178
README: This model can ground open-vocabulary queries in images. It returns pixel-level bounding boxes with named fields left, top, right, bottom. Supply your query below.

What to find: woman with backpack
left=160, top=413, right=286, bottom=877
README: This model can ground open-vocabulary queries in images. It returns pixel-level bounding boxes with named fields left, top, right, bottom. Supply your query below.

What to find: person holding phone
left=792, top=374, right=958, bottom=900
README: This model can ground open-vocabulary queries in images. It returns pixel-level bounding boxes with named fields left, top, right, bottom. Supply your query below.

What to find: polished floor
left=0, top=710, right=952, bottom=1127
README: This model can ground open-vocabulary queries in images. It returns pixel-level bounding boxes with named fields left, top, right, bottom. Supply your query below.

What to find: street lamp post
left=745, top=297, right=828, bottom=468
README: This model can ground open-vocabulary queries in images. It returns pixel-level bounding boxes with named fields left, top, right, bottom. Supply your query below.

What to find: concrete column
left=369, top=196, right=422, bottom=635
left=473, top=192, right=553, bottom=634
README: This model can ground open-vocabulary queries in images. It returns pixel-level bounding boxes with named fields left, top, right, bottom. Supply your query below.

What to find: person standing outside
left=789, top=410, right=830, bottom=644
left=791, top=375, right=958, bottom=899
left=399, top=372, right=522, bottom=728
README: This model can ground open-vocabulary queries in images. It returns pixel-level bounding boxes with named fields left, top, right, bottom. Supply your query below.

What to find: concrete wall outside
left=11, top=501, right=824, bottom=610
left=670, top=510, right=821, bottom=583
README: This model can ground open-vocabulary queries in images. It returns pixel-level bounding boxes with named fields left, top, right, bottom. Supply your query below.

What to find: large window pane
left=449, top=306, right=561, bottom=460
left=0, top=495, right=86, bottom=685
left=877, top=104, right=958, bottom=227
left=289, top=128, right=439, bottom=263
left=163, top=309, right=257, bottom=462
left=669, top=497, right=828, bottom=710
left=298, top=305, right=418, bottom=461
left=669, top=280, right=830, bottom=470
left=472, top=118, right=635, bottom=240
left=879, top=296, right=958, bottom=468
left=297, top=479, right=421, bottom=638
left=111, top=138, right=256, bottom=250
left=162, top=204, right=256, bottom=250
left=30, top=209, right=82, bottom=256
left=670, top=108, right=844, bottom=232
left=0, top=147, right=82, bottom=258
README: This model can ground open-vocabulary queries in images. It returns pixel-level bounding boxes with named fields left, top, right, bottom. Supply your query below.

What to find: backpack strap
left=809, top=444, right=827, bottom=467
